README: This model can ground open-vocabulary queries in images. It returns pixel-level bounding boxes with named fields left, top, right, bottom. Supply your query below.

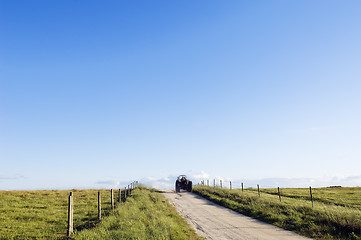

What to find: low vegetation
left=0, top=186, right=200, bottom=240
left=0, top=189, right=112, bottom=239
left=74, top=186, right=201, bottom=240
left=193, top=185, right=361, bottom=239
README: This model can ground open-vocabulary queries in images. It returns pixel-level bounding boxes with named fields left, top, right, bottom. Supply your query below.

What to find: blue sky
left=1, top=1, right=361, bottom=190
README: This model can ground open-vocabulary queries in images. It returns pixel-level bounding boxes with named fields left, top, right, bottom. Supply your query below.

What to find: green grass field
left=193, top=185, right=361, bottom=239
left=0, top=186, right=200, bottom=240
left=74, top=186, right=201, bottom=240
left=0, top=189, right=113, bottom=239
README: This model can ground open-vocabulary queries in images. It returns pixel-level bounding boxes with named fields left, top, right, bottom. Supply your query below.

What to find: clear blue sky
left=1, top=1, right=361, bottom=190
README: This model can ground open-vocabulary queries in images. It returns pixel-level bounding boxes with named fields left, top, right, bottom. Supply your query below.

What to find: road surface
left=162, top=190, right=311, bottom=240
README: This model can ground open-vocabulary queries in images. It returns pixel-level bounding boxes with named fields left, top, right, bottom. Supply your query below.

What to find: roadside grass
left=0, top=189, right=112, bottom=239
left=74, top=186, right=202, bottom=240
left=193, top=185, right=361, bottom=240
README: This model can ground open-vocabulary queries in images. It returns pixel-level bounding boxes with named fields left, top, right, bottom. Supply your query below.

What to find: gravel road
left=163, top=190, right=311, bottom=240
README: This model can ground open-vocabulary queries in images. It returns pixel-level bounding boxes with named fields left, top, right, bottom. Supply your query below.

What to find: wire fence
left=196, top=179, right=361, bottom=209
left=0, top=181, right=138, bottom=239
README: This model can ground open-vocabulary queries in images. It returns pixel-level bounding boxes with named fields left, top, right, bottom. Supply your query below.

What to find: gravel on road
left=162, top=190, right=311, bottom=240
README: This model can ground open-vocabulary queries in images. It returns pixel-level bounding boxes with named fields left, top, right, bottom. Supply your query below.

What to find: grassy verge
left=74, top=186, right=201, bottom=240
left=193, top=185, right=361, bottom=240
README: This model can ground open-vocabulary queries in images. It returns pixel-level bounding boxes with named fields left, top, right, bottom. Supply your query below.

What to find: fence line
left=0, top=181, right=139, bottom=238
left=67, top=181, right=138, bottom=236
left=197, top=179, right=317, bottom=208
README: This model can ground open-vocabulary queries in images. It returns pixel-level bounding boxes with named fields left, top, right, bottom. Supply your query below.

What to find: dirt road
left=163, top=190, right=310, bottom=240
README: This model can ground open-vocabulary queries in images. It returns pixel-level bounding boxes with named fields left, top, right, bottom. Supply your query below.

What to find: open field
left=0, top=189, right=113, bottom=239
left=193, top=185, right=361, bottom=240
left=0, top=186, right=200, bottom=240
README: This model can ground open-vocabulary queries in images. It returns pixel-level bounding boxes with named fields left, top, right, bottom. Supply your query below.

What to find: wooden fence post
left=118, top=189, right=121, bottom=203
left=207, top=179, right=209, bottom=186
left=309, top=186, right=313, bottom=208
left=67, top=192, right=73, bottom=237
left=257, top=184, right=260, bottom=197
left=124, top=187, right=127, bottom=201
left=214, top=179, right=215, bottom=187
left=278, top=187, right=281, bottom=202
left=230, top=181, right=232, bottom=190
left=220, top=180, right=223, bottom=188
left=241, top=182, right=244, bottom=192
left=111, top=189, right=114, bottom=210
left=98, top=191, right=101, bottom=220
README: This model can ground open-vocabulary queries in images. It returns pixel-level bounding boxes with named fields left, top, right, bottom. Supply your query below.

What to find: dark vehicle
left=175, top=175, right=192, bottom=193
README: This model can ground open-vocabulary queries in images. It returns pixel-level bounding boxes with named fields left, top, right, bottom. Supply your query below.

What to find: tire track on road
left=162, top=190, right=311, bottom=240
